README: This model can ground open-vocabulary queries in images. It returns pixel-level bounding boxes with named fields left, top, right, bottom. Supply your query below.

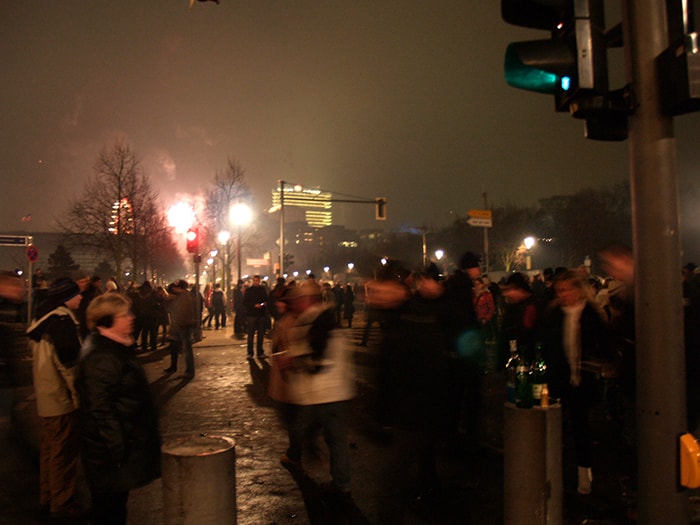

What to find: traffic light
left=502, top=0, right=608, bottom=113
left=186, top=228, right=199, bottom=254
left=283, top=253, right=294, bottom=269
left=375, top=198, right=387, bottom=221
left=657, top=1, right=700, bottom=116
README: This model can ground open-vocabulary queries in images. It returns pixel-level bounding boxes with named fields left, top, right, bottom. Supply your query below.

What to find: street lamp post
left=209, top=249, right=218, bottom=284
left=229, top=203, right=252, bottom=283
left=218, top=231, right=231, bottom=300
left=523, top=236, right=536, bottom=271
left=435, top=249, right=445, bottom=276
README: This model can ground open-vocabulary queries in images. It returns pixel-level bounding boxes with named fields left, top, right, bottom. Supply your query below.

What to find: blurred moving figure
left=343, top=283, right=355, bottom=328
left=270, top=281, right=355, bottom=494
left=0, top=271, right=24, bottom=366
left=542, top=270, right=610, bottom=495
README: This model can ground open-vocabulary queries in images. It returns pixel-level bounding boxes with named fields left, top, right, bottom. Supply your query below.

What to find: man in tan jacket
left=27, top=277, right=85, bottom=519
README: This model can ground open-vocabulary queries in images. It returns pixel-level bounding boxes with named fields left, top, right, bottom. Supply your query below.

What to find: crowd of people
left=3, top=243, right=700, bottom=521
left=1, top=268, right=365, bottom=522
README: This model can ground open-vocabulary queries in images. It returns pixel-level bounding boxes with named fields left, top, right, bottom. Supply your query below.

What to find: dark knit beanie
left=47, top=278, right=80, bottom=305
left=459, top=251, right=481, bottom=270
left=505, top=272, right=531, bottom=293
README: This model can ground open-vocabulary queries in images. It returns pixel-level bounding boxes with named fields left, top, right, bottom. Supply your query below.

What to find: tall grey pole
left=236, top=225, right=242, bottom=282
left=623, top=1, right=688, bottom=523
left=483, top=192, right=490, bottom=273
left=279, top=180, right=285, bottom=276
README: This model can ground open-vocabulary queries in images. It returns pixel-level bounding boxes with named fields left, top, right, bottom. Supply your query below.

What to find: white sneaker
left=577, top=466, right=592, bottom=495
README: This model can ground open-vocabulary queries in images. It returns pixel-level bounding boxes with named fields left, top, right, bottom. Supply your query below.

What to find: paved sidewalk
left=4, top=321, right=700, bottom=524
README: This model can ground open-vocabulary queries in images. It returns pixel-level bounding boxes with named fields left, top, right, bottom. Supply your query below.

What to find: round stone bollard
left=162, top=435, right=237, bottom=525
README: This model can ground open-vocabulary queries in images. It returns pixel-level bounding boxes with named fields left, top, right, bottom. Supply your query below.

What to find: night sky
left=1, top=1, right=698, bottom=237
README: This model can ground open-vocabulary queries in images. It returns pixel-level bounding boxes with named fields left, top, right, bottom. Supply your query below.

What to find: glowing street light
left=523, top=236, right=536, bottom=270
left=229, top=203, right=252, bottom=282
left=218, top=231, right=230, bottom=245
left=435, top=249, right=444, bottom=261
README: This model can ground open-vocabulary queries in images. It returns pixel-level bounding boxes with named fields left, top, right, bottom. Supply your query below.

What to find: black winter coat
left=542, top=301, right=610, bottom=399
left=76, top=334, right=161, bottom=492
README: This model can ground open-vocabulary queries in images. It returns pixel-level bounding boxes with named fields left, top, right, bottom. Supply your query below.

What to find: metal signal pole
left=623, top=1, right=688, bottom=523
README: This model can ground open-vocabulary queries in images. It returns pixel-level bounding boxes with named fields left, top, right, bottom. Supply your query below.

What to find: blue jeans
left=286, top=401, right=351, bottom=491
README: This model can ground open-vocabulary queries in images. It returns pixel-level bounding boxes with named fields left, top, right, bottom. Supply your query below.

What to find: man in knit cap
left=27, top=277, right=85, bottom=519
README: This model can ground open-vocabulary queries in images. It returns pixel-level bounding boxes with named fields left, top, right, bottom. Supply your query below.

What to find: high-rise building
left=272, top=183, right=332, bottom=228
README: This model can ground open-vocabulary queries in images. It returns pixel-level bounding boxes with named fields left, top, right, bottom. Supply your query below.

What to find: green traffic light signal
left=504, top=41, right=573, bottom=95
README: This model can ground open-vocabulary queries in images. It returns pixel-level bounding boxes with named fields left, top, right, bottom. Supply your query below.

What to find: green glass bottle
left=531, top=343, right=547, bottom=406
left=515, top=345, right=533, bottom=408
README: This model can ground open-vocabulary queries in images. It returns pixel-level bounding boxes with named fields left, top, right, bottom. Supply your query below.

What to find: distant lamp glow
left=435, top=249, right=444, bottom=261
left=524, top=236, right=536, bottom=250
left=293, top=271, right=299, bottom=278
left=347, top=263, right=354, bottom=271
left=229, top=202, right=253, bottom=228
left=380, top=258, right=387, bottom=266
left=323, top=266, right=330, bottom=273
left=218, top=231, right=230, bottom=245
left=306, top=269, right=312, bottom=276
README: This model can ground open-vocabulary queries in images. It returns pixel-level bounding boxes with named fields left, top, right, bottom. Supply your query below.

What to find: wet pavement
left=2, top=315, right=700, bottom=524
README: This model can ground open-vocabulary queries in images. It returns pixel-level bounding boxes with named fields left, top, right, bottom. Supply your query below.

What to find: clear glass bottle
left=515, top=347, right=533, bottom=408
left=505, top=339, right=519, bottom=404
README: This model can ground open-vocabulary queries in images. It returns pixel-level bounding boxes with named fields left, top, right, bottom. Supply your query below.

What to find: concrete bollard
left=162, top=435, right=237, bottom=525
left=504, top=403, right=562, bottom=525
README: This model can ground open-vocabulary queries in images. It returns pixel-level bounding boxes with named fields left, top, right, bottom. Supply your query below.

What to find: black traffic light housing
left=502, top=0, right=631, bottom=140
left=375, top=198, right=387, bottom=221
left=186, top=228, right=199, bottom=254
left=657, top=0, right=700, bottom=116
left=503, top=0, right=608, bottom=111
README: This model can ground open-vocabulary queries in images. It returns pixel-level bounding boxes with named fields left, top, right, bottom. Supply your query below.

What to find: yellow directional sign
left=468, top=209, right=492, bottom=219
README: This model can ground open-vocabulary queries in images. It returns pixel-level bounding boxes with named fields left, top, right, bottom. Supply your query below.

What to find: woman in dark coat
left=76, top=293, right=161, bottom=525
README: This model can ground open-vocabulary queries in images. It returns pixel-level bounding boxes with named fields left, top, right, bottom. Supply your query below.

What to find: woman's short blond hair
left=86, top=293, right=132, bottom=331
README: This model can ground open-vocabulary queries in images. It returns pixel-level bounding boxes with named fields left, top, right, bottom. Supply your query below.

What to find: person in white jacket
left=27, top=277, right=85, bottom=519
left=269, top=280, right=355, bottom=495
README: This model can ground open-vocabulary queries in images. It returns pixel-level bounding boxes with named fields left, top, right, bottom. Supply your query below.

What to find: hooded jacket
left=27, top=305, right=81, bottom=417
